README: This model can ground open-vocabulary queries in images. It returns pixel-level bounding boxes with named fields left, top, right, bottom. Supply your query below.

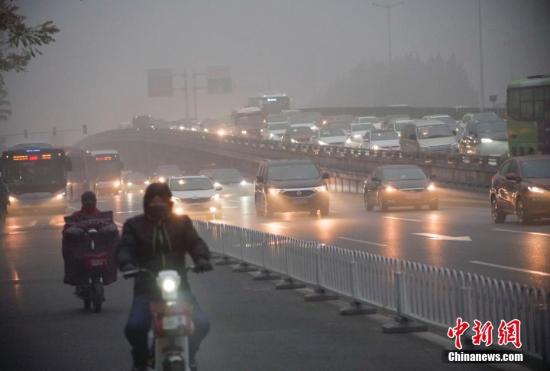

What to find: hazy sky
left=2, top=0, right=549, bottom=145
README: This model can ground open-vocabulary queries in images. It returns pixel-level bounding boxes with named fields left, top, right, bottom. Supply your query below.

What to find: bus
left=89, top=150, right=124, bottom=196
left=506, top=75, right=550, bottom=155
left=1, top=143, right=71, bottom=213
left=232, top=107, right=264, bottom=138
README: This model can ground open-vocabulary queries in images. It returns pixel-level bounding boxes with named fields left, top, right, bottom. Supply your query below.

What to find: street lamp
left=372, top=1, right=404, bottom=63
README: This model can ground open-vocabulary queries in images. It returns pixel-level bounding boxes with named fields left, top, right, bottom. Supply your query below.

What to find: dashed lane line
left=469, top=260, right=550, bottom=277
left=338, top=236, right=387, bottom=247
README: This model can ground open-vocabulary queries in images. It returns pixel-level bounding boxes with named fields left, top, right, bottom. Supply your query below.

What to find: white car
left=169, top=176, right=222, bottom=216
left=316, top=127, right=348, bottom=146
left=262, top=121, right=289, bottom=141
left=366, top=130, right=401, bottom=151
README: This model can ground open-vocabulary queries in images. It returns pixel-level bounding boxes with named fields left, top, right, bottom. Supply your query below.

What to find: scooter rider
left=116, top=183, right=212, bottom=371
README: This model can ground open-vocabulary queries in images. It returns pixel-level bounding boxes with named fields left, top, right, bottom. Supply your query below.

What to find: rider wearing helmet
left=117, top=182, right=212, bottom=371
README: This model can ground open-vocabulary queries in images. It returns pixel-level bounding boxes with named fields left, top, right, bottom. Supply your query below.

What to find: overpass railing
left=81, top=128, right=504, bottom=189
left=194, top=220, right=550, bottom=365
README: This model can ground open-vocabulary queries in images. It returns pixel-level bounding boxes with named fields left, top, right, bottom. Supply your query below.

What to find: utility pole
left=192, top=68, right=198, bottom=120
left=183, top=68, right=189, bottom=120
left=372, top=1, right=404, bottom=64
left=477, top=0, right=485, bottom=111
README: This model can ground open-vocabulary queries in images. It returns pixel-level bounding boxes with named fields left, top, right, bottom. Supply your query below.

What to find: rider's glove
left=193, top=258, right=213, bottom=273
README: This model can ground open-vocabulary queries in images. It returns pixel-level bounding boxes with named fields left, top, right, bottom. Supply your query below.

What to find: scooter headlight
left=9, top=196, right=16, bottom=203
left=162, top=278, right=177, bottom=293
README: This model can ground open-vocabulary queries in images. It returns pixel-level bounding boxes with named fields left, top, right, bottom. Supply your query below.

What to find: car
left=169, top=176, right=223, bottom=216
left=363, top=165, right=438, bottom=211
left=153, top=164, right=183, bottom=183
left=458, top=119, right=509, bottom=156
left=199, top=168, right=248, bottom=186
left=316, top=127, right=348, bottom=146
left=350, top=122, right=377, bottom=137
left=400, top=119, right=458, bottom=153
left=281, top=125, right=316, bottom=144
left=254, top=159, right=330, bottom=217
left=261, top=120, right=289, bottom=141
left=365, top=130, right=401, bottom=151
left=122, top=171, right=149, bottom=194
left=490, top=155, right=550, bottom=225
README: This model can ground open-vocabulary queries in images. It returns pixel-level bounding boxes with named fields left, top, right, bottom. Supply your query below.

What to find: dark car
left=254, top=159, right=330, bottom=217
left=281, top=126, right=315, bottom=144
left=490, top=155, right=550, bottom=224
left=363, top=165, right=438, bottom=211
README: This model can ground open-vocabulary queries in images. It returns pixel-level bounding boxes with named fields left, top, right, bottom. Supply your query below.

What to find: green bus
left=506, top=75, right=550, bottom=156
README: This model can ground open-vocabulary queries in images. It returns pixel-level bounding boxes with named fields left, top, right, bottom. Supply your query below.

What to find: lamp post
left=372, top=1, right=404, bottom=63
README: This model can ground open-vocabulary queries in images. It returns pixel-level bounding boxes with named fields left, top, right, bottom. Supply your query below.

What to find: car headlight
left=158, top=176, right=166, bottom=183
left=268, top=188, right=281, bottom=196
left=427, top=183, right=436, bottom=192
left=290, top=138, right=299, bottom=143
left=353, top=134, right=362, bottom=139
left=385, top=185, right=396, bottom=193
left=372, top=144, right=380, bottom=150
left=528, top=186, right=545, bottom=194
left=114, top=180, right=121, bottom=188
left=213, top=182, right=222, bottom=189
left=212, top=194, right=220, bottom=201
left=345, top=138, right=352, bottom=144
left=144, top=180, right=150, bottom=185
left=209, top=206, right=218, bottom=213
left=240, top=180, right=248, bottom=186
left=318, top=140, right=328, bottom=146
left=9, top=196, right=16, bottom=203
left=55, top=192, right=65, bottom=200
left=171, top=196, right=180, bottom=202
left=314, top=185, right=328, bottom=193
left=481, top=138, right=493, bottom=144
left=174, top=206, right=184, bottom=215
left=241, top=130, right=247, bottom=135
left=127, top=182, right=133, bottom=186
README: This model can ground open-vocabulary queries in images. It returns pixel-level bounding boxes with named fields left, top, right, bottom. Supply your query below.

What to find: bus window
left=508, top=89, right=520, bottom=119
left=520, top=88, right=534, bottom=120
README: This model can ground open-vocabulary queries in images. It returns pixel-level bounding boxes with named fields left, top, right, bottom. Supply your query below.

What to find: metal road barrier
left=79, top=128, right=504, bottom=190
left=193, top=220, right=550, bottom=365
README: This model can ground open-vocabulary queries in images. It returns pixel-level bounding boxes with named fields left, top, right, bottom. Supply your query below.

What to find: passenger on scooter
left=117, top=183, right=212, bottom=371
left=62, top=191, right=102, bottom=284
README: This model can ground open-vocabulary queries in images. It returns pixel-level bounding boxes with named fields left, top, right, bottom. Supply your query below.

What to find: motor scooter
left=77, top=228, right=109, bottom=312
left=124, top=268, right=195, bottom=371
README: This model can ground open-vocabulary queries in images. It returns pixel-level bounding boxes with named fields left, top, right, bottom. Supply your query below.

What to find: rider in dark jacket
left=117, top=182, right=212, bottom=371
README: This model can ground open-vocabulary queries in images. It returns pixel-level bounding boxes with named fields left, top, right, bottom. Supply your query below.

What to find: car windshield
left=351, top=123, right=374, bottom=132
left=288, top=127, right=313, bottom=134
left=472, top=112, right=499, bottom=122
left=382, top=167, right=427, bottom=181
left=370, top=131, right=399, bottom=141
left=268, top=123, right=289, bottom=131
left=477, top=121, right=507, bottom=133
left=429, top=116, right=456, bottom=126
left=170, top=177, right=213, bottom=191
left=521, top=159, right=550, bottom=178
left=268, top=164, right=320, bottom=180
left=358, top=117, right=377, bottom=123
left=320, top=128, right=346, bottom=137
left=417, top=125, right=453, bottom=139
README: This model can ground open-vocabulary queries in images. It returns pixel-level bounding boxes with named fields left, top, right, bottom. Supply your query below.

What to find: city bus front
left=2, top=149, right=69, bottom=214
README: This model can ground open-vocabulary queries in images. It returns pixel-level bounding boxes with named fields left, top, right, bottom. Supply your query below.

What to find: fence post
left=276, top=238, right=306, bottom=290
left=304, top=243, right=338, bottom=302
left=232, top=227, right=257, bottom=273
left=382, top=271, right=427, bottom=333
left=538, top=304, right=550, bottom=366
left=214, top=224, right=233, bottom=266
left=252, top=233, right=280, bottom=281
left=340, top=254, right=376, bottom=315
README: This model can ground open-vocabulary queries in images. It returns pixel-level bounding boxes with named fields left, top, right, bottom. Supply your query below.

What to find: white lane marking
left=338, top=237, right=387, bottom=247
left=413, top=233, right=472, bottom=241
left=384, top=216, right=423, bottom=223
left=493, top=228, right=550, bottom=238
left=470, top=260, right=550, bottom=277
left=114, top=210, right=141, bottom=214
